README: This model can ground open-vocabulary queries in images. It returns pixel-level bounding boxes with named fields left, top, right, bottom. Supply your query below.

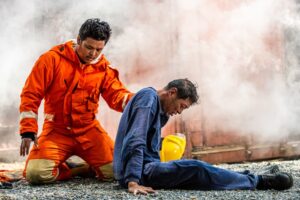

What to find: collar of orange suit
left=50, top=39, right=105, bottom=68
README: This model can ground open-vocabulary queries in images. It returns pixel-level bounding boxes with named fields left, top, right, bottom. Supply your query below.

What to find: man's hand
left=128, top=181, right=156, bottom=195
left=20, top=134, right=38, bottom=156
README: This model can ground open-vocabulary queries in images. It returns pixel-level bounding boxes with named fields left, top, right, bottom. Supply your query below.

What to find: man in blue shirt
left=113, top=79, right=293, bottom=195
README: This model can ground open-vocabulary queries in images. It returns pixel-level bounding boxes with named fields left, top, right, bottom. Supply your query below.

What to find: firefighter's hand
left=20, top=133, right=38, bottom=156
left=128, top=181, right=156, bottom=195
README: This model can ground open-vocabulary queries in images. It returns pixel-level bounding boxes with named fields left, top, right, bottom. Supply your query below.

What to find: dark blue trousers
left=142, top=159, right=258, bottom=190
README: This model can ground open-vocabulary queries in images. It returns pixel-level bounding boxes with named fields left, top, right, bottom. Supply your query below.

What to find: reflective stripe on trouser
left=24, top=127, right=114, bottom=184
left=142, top=159, right=259, bottom=190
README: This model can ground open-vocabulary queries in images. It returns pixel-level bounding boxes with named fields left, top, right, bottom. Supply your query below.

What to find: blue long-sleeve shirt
left=113, top=87, right=169, bottom=186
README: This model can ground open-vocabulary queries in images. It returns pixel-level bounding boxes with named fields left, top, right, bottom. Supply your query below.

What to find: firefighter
left=113, top=78, right=293, bottom=195
left=19, top=18, right=133, bottom=184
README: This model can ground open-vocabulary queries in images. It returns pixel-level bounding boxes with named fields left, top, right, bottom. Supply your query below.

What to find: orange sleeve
left=101, top=65, right=133, bottom=112
left=19, top=52, right=56, bottom=134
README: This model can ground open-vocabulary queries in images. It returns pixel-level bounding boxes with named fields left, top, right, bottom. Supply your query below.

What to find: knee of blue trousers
left=25, top=159, right=58, bottom=184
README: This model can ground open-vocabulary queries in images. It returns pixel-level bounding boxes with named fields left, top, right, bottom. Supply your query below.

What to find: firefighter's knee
left=25, top=159, right=57, bottom=184
left=98, top=162, right=114, bottom=181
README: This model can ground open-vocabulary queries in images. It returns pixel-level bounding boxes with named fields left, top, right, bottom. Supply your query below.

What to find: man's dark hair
left=79, top=18, right=112, bottom=44
left=165, top=78, right=199, bottom=104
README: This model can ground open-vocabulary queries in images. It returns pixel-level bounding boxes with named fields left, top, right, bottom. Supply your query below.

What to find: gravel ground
left=0, top=159, right=299, bottom=200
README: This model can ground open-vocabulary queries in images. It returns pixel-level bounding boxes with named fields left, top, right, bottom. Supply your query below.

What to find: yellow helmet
left=160, top=133, right=186, bottom=162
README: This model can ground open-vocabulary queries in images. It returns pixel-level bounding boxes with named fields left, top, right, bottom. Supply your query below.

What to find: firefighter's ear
left=77, top=36, right=81, bottom=45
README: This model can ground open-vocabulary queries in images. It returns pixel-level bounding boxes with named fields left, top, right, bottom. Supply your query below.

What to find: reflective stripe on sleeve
left=20, top=111, right=38, bottom=121
left=122, top=93, right=129, bottom=110
left=44, top=113, right=54, bottom=121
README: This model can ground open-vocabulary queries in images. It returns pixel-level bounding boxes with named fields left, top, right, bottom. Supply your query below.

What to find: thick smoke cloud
left=0, top=0, right=300, bottom=160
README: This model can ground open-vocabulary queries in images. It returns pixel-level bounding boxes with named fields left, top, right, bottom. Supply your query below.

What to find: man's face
left=76, top=37, right=105, bottom=64
left=162, top=88, right=192, bottom=116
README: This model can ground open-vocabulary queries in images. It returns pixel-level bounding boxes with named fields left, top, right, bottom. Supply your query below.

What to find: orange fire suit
left=19, top=40, right=133, bottom=184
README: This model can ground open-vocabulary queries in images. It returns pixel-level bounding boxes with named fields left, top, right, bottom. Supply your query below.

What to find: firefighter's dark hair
left=79, top=18, right=112, bottom=44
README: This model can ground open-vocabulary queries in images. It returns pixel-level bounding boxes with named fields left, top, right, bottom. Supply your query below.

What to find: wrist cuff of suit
left=21, top=132, right=36, bottom=141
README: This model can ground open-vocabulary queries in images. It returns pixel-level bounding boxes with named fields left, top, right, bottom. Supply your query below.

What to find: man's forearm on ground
left=124, top=148, right=144, bottom=185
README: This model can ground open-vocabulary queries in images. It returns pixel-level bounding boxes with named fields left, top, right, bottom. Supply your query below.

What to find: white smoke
left=177, top=0, right=300, bottom=140
left=0, top=0, right=299, bottom=152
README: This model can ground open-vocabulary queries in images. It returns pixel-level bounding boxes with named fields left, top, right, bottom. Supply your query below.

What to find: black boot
left=257, top=172, right=293, bottom=190
left=0, top=182, right=13, bottom=189
left=255, top=165, right=280, bottom=175
left=65, top=161, right=96, bottom=178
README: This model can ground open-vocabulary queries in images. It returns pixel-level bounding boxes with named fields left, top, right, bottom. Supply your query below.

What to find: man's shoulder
left=36, top=50, right=60, bottom=64
left=132, top=87, right=158, bottom=107
left=137, top=87, right=157, bottom=97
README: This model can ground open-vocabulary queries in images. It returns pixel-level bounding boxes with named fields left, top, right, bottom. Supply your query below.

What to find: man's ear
left=168, top=87, right=178, bottom=97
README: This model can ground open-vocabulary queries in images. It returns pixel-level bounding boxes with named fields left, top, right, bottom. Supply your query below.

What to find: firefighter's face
left=161, top=88, right=192, bottom=116
left=76, top=37, right=105, bottom=64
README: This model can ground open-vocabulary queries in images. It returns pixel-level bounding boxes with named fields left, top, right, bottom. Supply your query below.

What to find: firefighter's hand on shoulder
left=20, top=132, right=38, bottom=156
left=128, top=181, right=156, bottom=195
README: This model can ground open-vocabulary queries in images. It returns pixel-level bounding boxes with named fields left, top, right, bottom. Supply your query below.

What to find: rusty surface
left=190, top=140, right=300, bottom=164
left=162, top=117, right=300, bottom=164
